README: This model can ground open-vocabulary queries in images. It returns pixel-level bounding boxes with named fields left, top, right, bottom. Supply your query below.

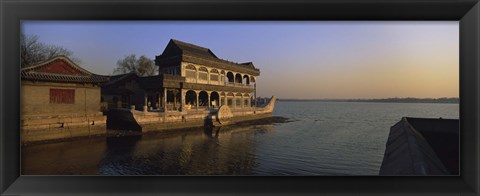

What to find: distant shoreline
left=277, top=98, right=459, bottom=104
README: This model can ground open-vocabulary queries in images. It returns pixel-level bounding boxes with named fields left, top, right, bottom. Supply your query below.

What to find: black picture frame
left=1, top=0, right=479, bottom=195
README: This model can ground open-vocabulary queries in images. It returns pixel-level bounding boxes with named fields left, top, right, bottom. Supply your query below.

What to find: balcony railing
left=224, top=82, right=255, bottom=88
left=186, top=78, right=254, bottom=88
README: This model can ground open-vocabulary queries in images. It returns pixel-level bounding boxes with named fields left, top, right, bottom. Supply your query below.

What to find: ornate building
left=156, top=39, right=260, bottom=111
left=103, top=39, right=260, bottom=112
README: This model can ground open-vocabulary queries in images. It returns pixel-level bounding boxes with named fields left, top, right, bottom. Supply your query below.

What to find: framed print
left=1, top=0, right=479, bottom=195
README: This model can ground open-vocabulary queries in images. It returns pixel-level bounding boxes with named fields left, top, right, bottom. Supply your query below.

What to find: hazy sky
left=22, top=21, right=459, bottom=99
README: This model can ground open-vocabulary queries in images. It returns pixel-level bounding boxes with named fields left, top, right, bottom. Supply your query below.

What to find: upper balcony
left=185, top=77, right=255, bottom=88
left=225, top=81, right=255, bottom=88
left=184, top=66, right=256, bottom=89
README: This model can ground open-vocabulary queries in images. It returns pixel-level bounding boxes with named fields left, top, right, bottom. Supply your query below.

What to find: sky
left=21, top=21, right=459, bottom=99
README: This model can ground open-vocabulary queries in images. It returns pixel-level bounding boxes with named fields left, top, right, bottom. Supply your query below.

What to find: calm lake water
left=22, top=101, right=459, bottom=175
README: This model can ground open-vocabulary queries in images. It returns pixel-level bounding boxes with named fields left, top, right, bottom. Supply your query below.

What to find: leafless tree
left=20, top=34, right=81, bottom=67
left=114, top=54, right=157, bottom=76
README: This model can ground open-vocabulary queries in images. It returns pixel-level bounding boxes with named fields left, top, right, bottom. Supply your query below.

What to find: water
left=22, top=101, right=459, bottom=175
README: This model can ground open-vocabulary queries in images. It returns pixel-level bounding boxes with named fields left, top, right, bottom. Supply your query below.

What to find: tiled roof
left=103, top=72, right=186, bottom=90
left=156, top=39, right=260, bottom=75
left=137, top=75, right=163, bottom=89
left=240, top=62, right=255, bottom=69
left=102, top=72, right=139, bottom=87
left=171, top=39, right=218, bottom=59
left=135, top=74, right=185, bottom=89
left=21, top=56, right=109, bottom=83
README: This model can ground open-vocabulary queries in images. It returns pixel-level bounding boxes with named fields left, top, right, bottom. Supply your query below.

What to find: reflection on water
left=22, top=138, right=108, bottom=175
left=22, top=124, right=274, bottom=175
left=22, top=102, right=458, bottom=175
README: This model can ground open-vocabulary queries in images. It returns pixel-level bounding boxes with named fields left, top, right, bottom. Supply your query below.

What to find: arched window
left=198, top=67, right=208, bottom=72
left=235, top=73, right=242, bottom=84
left=185, top=90, right=197, bottom=106
left=198, top=67, right=208, bottom=81
left=210, top=69, right=219, bottom=82
left=220, top=92, right=226, bottom=106
left=210, top=91, right=220, bottom=107
left=199, top=91, right=209, bottom=106
left=235, top=93, right=242, bottom=106
left=226, top=72, right=234, bottom=84
left=227, top=92, right=234, bottom=106
left=244, top=93, right=250, bottom=107
left=185, top=64, right=196, bottom=79
left=250, top=76, right=256, bottom=83
left=243, top=75, right=250, bottom=85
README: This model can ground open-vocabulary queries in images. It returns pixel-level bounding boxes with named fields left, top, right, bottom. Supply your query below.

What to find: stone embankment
left=22, top=96, right=278, bottom=145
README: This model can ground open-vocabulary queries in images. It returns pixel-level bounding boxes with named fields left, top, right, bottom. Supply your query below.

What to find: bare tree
left=20, top=34, right=81, bottom=67
left=114, top=54, right=157, bottom=76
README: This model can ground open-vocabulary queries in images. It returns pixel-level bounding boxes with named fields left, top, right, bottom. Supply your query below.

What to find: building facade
left=102, top=39, right=260, bottom=113
left=156, top=39, right=260, bottom=112
left=21, top=56, right=109, bottom=143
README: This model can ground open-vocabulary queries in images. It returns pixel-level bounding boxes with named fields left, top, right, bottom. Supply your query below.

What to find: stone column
left=181, top=64, right=184, bottom=76
left=207, top=72, right=210, bottom=85
left=218, top=92, right=222, bottom=107
left=248, top=94, right=252, bottom=107
left=181, top=89, right=186, bottom=111
left=233, top=72, right=236, bottom=86
left=254, top=84, right=257, bottom=107
left=173, top=89, right=177, bottom=111
left=196, top=70, right=199, bottom=83
left=164, top=88, right=167, bottom=112
left=233, top=94, right=236, bottom=109
left=241, top=94, right=244, bottom=108
left=143, top=92, right=148, bottom=112
left=207, top=91, right=211, bottom=108
left=196, top=90, right=199, bottom=111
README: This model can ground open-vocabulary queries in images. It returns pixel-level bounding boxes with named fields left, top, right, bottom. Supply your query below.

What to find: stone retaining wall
left=22, top=113, right=106, bottom=143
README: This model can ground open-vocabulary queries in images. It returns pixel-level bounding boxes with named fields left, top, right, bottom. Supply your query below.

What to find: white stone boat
left=107, top=96, right=276, bottom=133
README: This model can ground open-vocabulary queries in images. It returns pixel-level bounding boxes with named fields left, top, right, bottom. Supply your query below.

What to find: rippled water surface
left=22, top=101, right=459, bottom=175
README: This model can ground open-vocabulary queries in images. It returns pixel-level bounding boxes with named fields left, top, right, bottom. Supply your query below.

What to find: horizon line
left=269, top=97, right=460, bottom=100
